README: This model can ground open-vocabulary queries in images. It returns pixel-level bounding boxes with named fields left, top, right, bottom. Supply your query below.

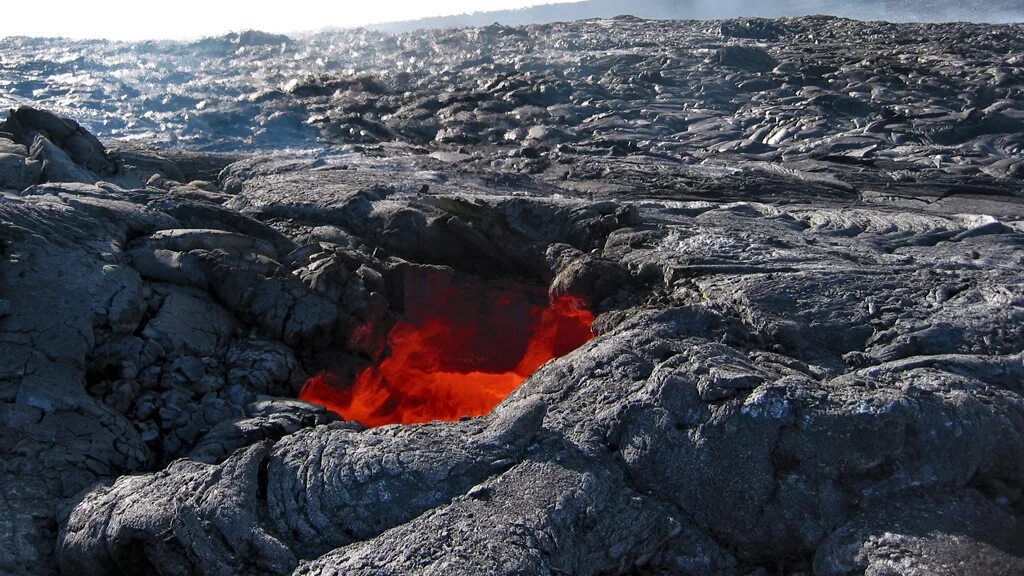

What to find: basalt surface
left=0, top=15, right=1022, bottom=576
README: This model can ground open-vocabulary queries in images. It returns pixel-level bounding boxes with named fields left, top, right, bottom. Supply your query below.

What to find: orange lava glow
left=300, top=277, right=594, bottom=427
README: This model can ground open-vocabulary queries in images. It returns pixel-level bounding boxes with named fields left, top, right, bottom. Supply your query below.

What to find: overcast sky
left=0, top=0, right=582, bottom=40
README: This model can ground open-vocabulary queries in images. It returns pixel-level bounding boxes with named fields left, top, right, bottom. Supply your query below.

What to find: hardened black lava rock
left=0, top=14, right=1021, bottom=576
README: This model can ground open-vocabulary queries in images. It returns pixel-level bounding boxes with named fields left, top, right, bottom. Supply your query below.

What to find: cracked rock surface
left=0, top=14, right=1022, bottom=576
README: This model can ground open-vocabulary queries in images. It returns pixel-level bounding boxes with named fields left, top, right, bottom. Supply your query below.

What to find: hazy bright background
left=0, top=0, right=582, bottom=40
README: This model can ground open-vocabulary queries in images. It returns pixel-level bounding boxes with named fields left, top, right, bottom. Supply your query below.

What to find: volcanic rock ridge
left=0, top=15, right=1022, bottom=576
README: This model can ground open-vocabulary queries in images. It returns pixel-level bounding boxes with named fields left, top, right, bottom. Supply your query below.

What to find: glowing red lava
left=300, top=275, right=595, bottom=427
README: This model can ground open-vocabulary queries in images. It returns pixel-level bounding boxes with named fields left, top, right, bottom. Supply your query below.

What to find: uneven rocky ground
left=0, top=15, right=1023, bottom=576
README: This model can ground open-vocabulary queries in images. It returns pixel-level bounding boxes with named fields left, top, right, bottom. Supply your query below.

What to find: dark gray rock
left=546, top=243, right=631, bottom=305
left=1, top=13, right=1024, bottom=576
left=58, top=399, right=547, bottom=575
left=188, top=398, right=341, bottom=464
left=0, top=191, right=157, bottom=574
left=0, top=136, right=29, bottom=156
left=31, top=135, right=102, bottom=184
left=294, top=455, right=736, bottom=576
left=815, top=491, right=1024, bottom=576
left=0, top=107, right=133, bottom=184
left=141, top=285, right=239, bottom=357
left=0, top=152, right=42, bottom=190
left=128, top=231, right=340, bottom=347
left=718, top=45, right=778, bottom=71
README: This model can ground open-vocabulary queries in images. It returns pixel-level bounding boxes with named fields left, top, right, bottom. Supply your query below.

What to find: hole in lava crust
left=300, top=271, right=595, bottom=427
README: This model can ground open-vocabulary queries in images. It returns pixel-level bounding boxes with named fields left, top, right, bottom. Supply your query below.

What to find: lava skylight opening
left=300, top=273, right=595, bottom=427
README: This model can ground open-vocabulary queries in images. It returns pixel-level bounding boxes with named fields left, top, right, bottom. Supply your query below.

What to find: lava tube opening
left=300, top=272, right=595, bottom=427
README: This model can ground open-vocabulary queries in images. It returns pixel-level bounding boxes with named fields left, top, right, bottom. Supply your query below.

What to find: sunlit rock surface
left=0, top=15, right=1021, bottom=576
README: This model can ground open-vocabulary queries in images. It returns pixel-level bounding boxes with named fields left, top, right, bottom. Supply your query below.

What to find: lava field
left=0, top=15, right=1023, bottom=576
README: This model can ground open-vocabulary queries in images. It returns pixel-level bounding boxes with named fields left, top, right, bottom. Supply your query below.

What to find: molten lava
left=300, top=275, right=595, bottom=427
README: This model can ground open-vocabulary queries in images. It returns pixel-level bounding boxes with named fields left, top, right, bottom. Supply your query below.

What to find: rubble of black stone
left=0, top=14, right=1022, bottom=576
left=3, top=16, right=1024, bottom=167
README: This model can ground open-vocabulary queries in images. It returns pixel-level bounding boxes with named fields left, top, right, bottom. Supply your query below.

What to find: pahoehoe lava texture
left=0, top=15, right=1021, bottom=576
